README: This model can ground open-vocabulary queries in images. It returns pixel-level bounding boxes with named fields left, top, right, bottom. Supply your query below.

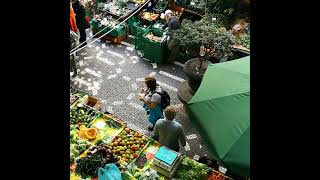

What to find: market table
left=70, top=88, right=233, bottom=180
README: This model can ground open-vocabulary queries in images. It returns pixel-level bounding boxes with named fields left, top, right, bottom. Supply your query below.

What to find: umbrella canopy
left=187, top=56, right=250, bottom=177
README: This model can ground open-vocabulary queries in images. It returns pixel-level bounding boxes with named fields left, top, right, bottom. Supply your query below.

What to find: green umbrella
left=187, top=56, right=250, bottom=177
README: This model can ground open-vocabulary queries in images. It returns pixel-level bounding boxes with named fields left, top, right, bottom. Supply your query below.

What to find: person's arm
left=162, top=21, right=169, bottom=29
left=179, top=126, right=187, bottom=147
left=139, top=93, right=160, bottom=109
left=151, top=123, right=160, bottom=141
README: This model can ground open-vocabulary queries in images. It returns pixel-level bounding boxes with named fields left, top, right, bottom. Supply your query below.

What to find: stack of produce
left=70, top=125, right=92, bottom=163
left=97, top=0, right=129, bottom=17
left=145, top=32, right=162, bottom=42
left=75, top=144, right=118, bottom=178
left=141, top=12, right=160, bottom=21
left=175, top=157, right=212, bottom=180
left=106, top=128, right=149, bottom=164
left=70, top=104, right=100, bottom=126
left=208, top=170, right=229, bottom=180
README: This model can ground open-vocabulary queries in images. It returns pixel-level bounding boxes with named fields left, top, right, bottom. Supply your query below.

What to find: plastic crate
left=141, top=29, right=169, bottom=64
left=131, top=22, right=151, bottom=38
left=91, top=20, right=126, bottom=38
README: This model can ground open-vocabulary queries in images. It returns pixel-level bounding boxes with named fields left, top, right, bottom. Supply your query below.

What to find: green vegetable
left=241, top=34, right=250, bottom=49
left=175, top=157, right=212, bottom=180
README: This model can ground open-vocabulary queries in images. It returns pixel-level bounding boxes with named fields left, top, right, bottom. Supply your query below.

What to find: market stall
left=187, top=56, right=250, bottom=177
left=70, top=88, right=233, bottom=180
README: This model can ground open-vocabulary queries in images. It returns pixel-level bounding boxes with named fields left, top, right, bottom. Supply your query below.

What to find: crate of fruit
left=106, top=127, right=150, bottom=166
left=70, top=124, right=94, bottom=164
left=208, top=170, right=233, bottom=180
left=139, top=11, right=160, bottom=25
left=90, top=114, right=125, bottom=145
left=141, top=29, right=169, bottom=63
left=70, top=102, right=102, bottom=127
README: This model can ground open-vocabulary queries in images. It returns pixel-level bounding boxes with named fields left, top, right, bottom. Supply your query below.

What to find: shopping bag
left=98, top=163, right=122, bottom=180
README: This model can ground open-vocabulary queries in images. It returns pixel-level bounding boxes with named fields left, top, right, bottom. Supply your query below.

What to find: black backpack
left=153, top=89, right=170, bottom=110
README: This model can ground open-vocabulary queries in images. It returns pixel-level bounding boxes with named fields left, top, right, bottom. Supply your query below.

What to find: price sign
left=219, top=166, right=227, bottom=174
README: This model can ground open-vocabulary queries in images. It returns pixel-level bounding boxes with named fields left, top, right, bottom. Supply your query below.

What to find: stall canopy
left=187, top=56, right=250, bottom=177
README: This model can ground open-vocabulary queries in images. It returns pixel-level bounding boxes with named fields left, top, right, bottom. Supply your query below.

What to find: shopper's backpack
left=153, top=89, right=170, bottom=110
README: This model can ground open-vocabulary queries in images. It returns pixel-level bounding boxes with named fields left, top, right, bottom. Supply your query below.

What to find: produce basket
left=141, top=29, right=169, bottom=64
left=106, top=127, right=151, bottom=166
left=139, top=11, right=160, bottom=25
left=175, top=156, right=212, bottom=180
left=208, top=170, right=233, bottom=180
left=131, top=21, right=151, bottom=38
left=70, top=102, right=102, bottom=127
left=85, top=96, right=102, bottom=111
left=90, top=114, right=125, bottom=145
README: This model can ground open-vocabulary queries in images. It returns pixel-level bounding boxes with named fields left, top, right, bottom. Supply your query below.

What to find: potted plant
left=171, top=14, right=235, bottom=63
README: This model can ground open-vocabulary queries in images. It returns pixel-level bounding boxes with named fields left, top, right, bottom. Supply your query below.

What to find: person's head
left=144, top=76, right=157, bottom=91
left=164, top=106, right=176, bottom=121
left=164, top=10, right=173, bottom=21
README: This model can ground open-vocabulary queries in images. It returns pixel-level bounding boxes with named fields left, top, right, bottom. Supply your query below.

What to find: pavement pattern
left=70, top=33, right=212, bottom=160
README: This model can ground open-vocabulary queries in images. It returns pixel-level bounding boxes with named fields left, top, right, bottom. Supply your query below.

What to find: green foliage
left=175, top=157, right=212, bottom=180
left=207, top=0, right=239, bottom=14
left=172, top=14, right=235, bottom=61
left=241, top=34, right=250, bottom=49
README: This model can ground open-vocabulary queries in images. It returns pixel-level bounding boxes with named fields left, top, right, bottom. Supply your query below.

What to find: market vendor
left=162, top=10, right=181, bottom=63
left=162, top=10, right=181, bottom=31
left=72, top=0, right=90, bottom=47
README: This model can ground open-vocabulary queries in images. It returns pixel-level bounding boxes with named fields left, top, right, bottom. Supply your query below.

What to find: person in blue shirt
left=139, top=76, right=164, bottom=131
left=151, top=105, right=186, bottom=152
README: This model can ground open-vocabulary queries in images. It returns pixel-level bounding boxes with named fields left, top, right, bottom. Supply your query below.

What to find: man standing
left=72, top=0, right=90, bottom=46
left=162, top=10, right=181, bottom=63
left=151, top=106, right=186, bottom=152
left=70, top=30, right=79, bottom=77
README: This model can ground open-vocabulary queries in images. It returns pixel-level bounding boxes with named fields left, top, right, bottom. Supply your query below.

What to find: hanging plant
left=171, top=14, right=235, bottom=62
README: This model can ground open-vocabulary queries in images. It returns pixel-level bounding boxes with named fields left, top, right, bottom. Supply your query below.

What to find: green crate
left=91, top=20, right=126, bottom=38
left=131, top=22, right=151, bottom=38
left=134, top=36, right=144, bottom=50
left=141, top=29, right=169, bottom=64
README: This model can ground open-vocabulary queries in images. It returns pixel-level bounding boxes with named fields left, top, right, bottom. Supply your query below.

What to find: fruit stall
left=70, top=88, right=233, bottom=180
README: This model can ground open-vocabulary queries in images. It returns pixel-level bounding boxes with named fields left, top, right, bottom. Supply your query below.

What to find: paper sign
left=219, top=166, right=227, bottom=174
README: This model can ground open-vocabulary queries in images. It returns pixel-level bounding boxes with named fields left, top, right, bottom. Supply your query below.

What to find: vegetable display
left=70, top=104, right=99, bottom=126
left=75, top=144, right=118, bottom=178
left=141, top=12, right=160, bottom=21
left=145, top=33, right=162, bottom=42
left=70, top=125, right=92, bottom=163
left=175, top=157, right=212, bottom=180
left=208, top=171, right=228, bottom=180
left=241, top=34, right=250, bottom=49
left=107, top=128, right=149, bottom=164
left=78, top=125, right=98, bottom=140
